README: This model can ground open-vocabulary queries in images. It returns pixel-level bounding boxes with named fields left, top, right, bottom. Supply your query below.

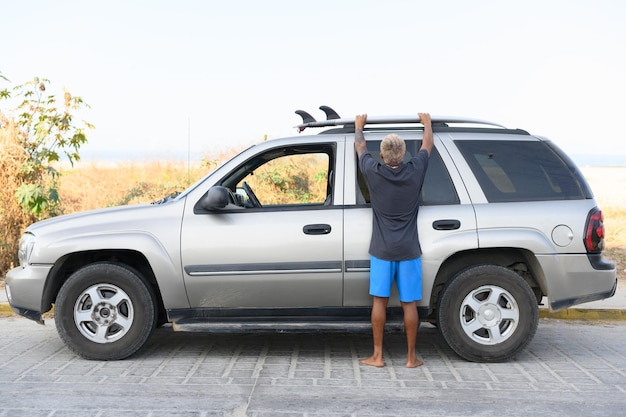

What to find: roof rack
left=294, top=106, right=506, bottom=132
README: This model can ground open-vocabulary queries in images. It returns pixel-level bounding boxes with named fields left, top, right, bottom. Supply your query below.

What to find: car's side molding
left=184, top=260, right=343, bottom=276
left=344, top=260, right=370, bottom=273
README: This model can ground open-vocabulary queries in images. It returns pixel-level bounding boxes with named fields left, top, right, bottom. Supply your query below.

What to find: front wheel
left=437, top=264, right=538, bottom=362
left=55, top=263, right=157, bottom=360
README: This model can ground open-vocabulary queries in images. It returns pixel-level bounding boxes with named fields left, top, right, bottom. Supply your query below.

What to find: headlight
left=18, top=233, right=36, bottom=267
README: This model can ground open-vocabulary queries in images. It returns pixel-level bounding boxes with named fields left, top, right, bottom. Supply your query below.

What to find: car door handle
left=432, top=219, right=461, bottom=230
left=303, top=224, right=332, bottom=235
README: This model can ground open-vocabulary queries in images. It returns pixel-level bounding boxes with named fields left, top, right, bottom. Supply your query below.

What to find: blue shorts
left=369, top=255, right=422, bottom=302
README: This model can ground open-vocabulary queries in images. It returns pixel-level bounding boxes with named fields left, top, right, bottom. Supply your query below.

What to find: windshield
left=170, top=145, right=255, bottom=201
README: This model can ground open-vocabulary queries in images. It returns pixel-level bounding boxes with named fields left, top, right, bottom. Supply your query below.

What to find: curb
left=1, top=301, right=625, bottom=321
left=0, top=303, right=14, bottom=316
left=539, top=308, right=626, bottom=321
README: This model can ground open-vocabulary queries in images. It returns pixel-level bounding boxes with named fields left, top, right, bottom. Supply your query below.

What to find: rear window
left=455, top=140, right=586, bottom=202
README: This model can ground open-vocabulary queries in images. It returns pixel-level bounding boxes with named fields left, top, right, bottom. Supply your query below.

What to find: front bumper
left=5, top=264, right=53, bottom=323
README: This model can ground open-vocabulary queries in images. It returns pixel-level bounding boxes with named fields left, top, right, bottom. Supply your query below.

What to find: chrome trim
left=185, top=261, right=342, bottom=277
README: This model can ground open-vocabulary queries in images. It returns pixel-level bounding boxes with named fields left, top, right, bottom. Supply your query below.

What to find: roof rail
left=296, top=114, right=506, bottom=132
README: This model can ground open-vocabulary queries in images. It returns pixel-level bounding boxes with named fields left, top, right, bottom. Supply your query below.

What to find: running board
left=171, top=318, right=405, bottom=333
left=166, top=306, right=430, bottom=333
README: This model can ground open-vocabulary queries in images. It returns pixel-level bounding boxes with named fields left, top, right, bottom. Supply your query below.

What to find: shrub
left=0, top=121, right=32, bottom=272
left=0, top=74, right=92, bottom=278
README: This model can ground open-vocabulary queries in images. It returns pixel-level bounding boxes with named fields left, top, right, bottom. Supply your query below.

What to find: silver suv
left=5, top=107, right=617, bottom=362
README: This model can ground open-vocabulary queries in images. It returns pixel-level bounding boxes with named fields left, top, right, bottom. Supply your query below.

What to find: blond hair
left=380, top=134, right=406, bottom=166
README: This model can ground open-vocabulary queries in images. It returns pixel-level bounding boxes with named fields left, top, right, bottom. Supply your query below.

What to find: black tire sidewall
left=438, top=265, right=538, bottom=362
left=55, top=262, right=157, bottom=360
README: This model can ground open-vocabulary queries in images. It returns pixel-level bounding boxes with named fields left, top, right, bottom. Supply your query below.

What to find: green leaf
left=48, top=187, right=59, bottom=204
left=15, top=183, right=47, bottom=216
left=47, top=151, right=59, bottom=162
left=4, top=75, right=92, bottom=219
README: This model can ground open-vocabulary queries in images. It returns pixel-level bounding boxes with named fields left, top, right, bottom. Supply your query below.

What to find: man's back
left=359, top=149, right=429, bottom=260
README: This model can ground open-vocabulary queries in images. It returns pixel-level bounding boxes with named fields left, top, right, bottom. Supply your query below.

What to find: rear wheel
left=55, top=262, right=157, bottom=360
left=437, top=264, right=538, bottom=362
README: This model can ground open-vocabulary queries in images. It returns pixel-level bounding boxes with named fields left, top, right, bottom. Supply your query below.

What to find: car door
left=343, top=134, right=478, bottom=308
left=180, top=141, right=345, bottom=308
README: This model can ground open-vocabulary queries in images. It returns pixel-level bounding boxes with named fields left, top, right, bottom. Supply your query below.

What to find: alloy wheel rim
left=73, top=283, right=135, bottom=344
left=459, top=285, right=519, bottom=345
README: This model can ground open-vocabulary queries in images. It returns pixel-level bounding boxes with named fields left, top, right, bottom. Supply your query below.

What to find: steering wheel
left=242, top=181, right=262, bottom=208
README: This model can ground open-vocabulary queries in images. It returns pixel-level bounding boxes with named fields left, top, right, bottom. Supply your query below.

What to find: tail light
left=584, top=208, right=605, bottom=253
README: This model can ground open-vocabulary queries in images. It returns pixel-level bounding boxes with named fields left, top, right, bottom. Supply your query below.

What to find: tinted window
left=455, top=140, right=586, bottom=202
left=357, top=141, right=459, bottom=206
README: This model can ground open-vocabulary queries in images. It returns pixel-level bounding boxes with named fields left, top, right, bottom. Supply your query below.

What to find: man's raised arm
left=354, top=114, right=368, bottom=158
left=419, top=112, right=433, bottom=155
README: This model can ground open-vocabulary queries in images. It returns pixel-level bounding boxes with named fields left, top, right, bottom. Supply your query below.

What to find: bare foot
left=359, top=356, right=385, bottom=367
left=406, top=358, right=424, bottom=368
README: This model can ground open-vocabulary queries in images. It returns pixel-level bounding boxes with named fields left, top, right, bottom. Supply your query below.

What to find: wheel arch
left=41, top=250, right=167, bottom=323
left=428, top=248, right=547, bottom=320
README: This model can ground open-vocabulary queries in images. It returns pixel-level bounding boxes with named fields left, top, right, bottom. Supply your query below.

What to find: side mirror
left=200, top=186, right=230, bottom=210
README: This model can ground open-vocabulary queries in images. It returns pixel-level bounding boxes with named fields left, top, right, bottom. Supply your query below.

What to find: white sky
left=2, top=0, right=625, bottom=161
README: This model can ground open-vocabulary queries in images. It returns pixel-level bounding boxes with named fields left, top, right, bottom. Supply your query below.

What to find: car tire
left=437, top=264, right=538, bottom=362
left=55, top=262, right=157, bottom=360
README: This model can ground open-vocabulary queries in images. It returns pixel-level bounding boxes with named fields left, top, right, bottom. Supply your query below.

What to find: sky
left=1, top=0, right=625, bottom=163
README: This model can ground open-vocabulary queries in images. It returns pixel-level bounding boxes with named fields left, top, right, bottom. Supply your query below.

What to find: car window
left=455, top=140, right=586, bottom=202
left=221, top=144, right=335, bottom=208
left=356, top=140, right=459, bottom=206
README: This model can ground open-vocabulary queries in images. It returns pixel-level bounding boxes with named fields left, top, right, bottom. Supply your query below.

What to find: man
left=354, top=112, right=433, bottom=368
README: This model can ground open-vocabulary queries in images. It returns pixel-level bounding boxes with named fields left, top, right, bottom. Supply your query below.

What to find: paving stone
left=0, top=317, right=625, bottom=416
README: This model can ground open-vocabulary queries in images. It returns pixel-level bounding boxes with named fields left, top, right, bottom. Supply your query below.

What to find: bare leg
left=360, top=296, right=388, bottom=367
left=401, top=301, right=423, bottom=368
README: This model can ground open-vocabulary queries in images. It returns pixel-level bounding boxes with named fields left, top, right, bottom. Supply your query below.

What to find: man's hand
left=355, top=114, right=367, bottom=130
left=418, top=113, right=431, bottom=127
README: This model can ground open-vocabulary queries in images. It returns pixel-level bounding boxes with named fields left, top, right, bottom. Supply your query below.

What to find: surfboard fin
left=295, top=110, right=316, bottom=124
left=319, top=105, right=340, bottom=120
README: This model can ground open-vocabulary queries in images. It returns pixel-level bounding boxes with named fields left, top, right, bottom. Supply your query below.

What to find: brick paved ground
left=0, top=317, right=625, bottom=417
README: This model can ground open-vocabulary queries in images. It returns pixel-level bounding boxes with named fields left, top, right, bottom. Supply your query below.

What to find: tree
left=0, top=73, right=92, bottom=275
left=2, top=75, right=93, bottom=217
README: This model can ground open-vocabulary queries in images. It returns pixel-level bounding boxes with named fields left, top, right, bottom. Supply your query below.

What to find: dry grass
left=581, top=167, right=626, bottom=281
left=603, top=208, right=626, bottom=282
left=58, top=161, right=207, bottom=210
left=605, top=247, right=626, bottom=281
left=57, top=148, right=243, bottom=211
left=603, top=206, right=626, bottom=248
left=0, top=121, right=32, bottom=272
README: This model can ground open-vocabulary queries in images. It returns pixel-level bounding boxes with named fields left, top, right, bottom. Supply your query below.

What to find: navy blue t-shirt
left=359, top=149, right=429, bottom=261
